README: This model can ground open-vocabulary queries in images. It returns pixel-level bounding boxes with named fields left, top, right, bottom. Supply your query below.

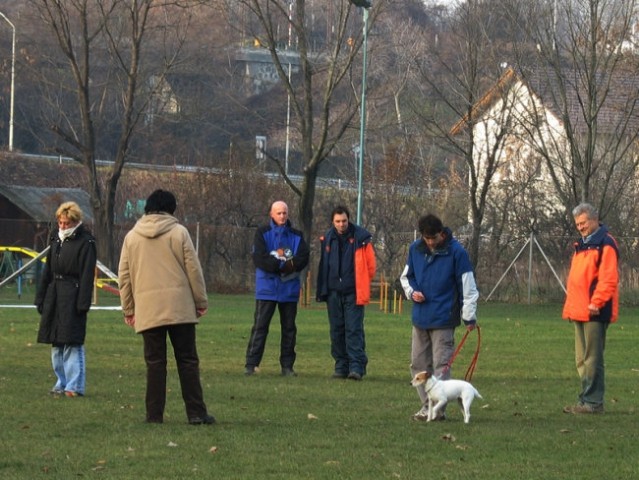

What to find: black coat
left=35, top=224, right=97, bottom=345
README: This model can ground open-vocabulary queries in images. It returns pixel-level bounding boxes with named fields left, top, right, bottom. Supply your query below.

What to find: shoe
left=145, top=418, right=163, bottom=424
left=412, top=406, right=429, bottom=421
left=64, top=391, right=82, bottom=397
left=563, top=403, right=604, bottom=414
left=281, top=367, right=297, bottom=377
left=189, top=414, right=216, bottom=425
left=49, top=388, right=64, bottom=396
left=347, top=372, right=362, bottom=381
left=332, top=372, right=347, bottom=379
left=412, top=407, right=446, bottom=421
left=244, top=366, right=256, bottom=376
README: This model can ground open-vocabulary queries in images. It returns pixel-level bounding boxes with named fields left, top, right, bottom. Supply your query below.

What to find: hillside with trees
left=2, top=0, right=639, bottom=301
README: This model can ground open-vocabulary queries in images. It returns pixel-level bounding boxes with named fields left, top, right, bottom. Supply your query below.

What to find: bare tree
left=413, top=0, right=518, bottom=266
left=514, top=0, right=639, bottom=221
left=224, top=0, right=383, bottom=243
left=28, top=0, right=195, bottom=266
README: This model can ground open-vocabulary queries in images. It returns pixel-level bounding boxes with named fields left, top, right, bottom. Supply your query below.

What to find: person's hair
left=144, top=189, right=177, bottom=215
left=56, top=201, right=83, bottom=222
left=331, top=205, right=350, bottom=221
left=418, top=214, right=444, bottom=236
left=572, top=202, right=598, bottom=220
left=270, top=201, right=288, bottom=213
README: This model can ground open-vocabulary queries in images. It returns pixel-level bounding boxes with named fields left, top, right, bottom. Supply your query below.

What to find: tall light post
left=285, top=0, right=293, bottom=176
left=349, top=0, right=371, bottom=225
left=0, top=10, right=15, bottom=151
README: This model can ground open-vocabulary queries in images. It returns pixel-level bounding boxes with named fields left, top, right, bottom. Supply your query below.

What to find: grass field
left=0, top=291, right=637, bottom=479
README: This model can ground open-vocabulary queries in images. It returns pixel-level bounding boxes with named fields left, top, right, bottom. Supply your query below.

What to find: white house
left=451, top=66, right=639, bottom=233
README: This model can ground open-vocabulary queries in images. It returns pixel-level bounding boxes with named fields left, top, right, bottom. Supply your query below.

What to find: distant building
left=235, top=46, right=301, bottom=96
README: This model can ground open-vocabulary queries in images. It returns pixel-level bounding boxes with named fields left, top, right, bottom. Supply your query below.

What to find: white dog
left=411, top=371, right=482, bottom=424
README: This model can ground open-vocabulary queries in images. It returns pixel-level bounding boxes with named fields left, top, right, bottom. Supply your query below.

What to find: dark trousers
left=142, top=323, right=207, bottom=422
left=327, top=290, right=367, bottom=376
left=245, top=300, right=297, bottom=369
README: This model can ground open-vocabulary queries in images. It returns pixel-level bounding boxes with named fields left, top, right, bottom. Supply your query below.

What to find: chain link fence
left=2, top=219, right=639, bottom=305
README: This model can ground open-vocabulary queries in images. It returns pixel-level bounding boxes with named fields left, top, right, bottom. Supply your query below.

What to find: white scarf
left=58, top=221, right=82, bottom=241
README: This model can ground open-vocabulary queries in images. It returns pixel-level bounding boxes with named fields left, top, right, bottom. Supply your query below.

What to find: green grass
left=0, top=293, right=638, bottom=479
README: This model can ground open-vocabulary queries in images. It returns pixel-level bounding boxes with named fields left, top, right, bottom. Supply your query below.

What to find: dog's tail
left=473, top=388, right=483, bottom=400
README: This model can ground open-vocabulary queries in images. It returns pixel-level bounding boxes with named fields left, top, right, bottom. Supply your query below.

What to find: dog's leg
left=427, top=397, right=435, bottom=421
left=460, top=397, right=472, bottom=424
left=430, top=400, right=447, bottom=421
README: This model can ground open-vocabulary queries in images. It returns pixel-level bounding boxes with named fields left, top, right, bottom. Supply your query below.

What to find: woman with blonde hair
left=35, top=201, right=96, bottom=397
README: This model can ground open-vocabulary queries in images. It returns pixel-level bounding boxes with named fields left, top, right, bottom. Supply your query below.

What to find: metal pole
left=0, top=11, right=15, bottom=151
left=527, top=231, right=533, bottom=304
left=285, top=63, right=291, bottom=175
left=356, top=7, right=368, bottom=225
left=285, top=1, right=293, bottom=175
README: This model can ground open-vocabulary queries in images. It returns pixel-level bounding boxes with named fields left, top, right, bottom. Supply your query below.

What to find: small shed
left=0, top=184, right=93, bottom=251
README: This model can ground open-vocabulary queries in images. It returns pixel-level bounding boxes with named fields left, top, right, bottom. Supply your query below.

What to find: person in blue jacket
left=245, top=201, right=310, bottom=377
left=400, top=214, right=479, bottom=421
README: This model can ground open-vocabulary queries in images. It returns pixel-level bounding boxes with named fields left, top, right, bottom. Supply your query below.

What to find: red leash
left=441, top=325, right=481, bottom=381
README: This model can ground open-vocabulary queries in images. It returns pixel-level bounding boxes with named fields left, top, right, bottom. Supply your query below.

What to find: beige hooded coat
left=118, top=213, right=208, bottom=333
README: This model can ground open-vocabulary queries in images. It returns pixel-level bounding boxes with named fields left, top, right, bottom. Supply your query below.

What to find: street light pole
left=0, top=10, right=15, bottom=151
left=350, top=0, right=371, bottom=225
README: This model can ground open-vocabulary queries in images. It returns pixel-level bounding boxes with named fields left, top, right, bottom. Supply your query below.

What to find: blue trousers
left=327, top=291, right=367, bottom=376
left=51, top=344, right=85, bottom=395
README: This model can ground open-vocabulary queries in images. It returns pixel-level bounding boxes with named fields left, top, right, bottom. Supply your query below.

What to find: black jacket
left=35, top=224, right=97, bottom=345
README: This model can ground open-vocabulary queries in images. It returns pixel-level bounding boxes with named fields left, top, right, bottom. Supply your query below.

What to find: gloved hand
left=281, top=259, right=295, bottom=274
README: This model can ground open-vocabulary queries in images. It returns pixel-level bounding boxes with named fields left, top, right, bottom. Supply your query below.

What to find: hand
left=124, top=315, right=135, bottom=327
left=196, top=308, right=208, bottom=318
left=588, top=304, right=600, bottom=316
left=466, top=323, right=477, bottom=331
left=270, top=250, right=287, bottom=261
left=411, top=291, right=426, bottom=303
left=281, top=259, right=295, bottom=274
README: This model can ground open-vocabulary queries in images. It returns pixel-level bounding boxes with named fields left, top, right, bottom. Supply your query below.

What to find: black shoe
left=347, top=372, right=363, bottom=381
left=332, top=372, right=348, bottom=379
left=281, top=367, right=297, bottom=377
left=145, top=417, right=163, bottom=424
left=189, top=414, right=216, bottom=425
left=244, top=366, right=256, bottom=376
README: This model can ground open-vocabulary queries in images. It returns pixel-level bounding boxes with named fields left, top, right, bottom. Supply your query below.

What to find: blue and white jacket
left=253, top=219, right=309, bottom=303
left=400, top=228, right=478, bottom=329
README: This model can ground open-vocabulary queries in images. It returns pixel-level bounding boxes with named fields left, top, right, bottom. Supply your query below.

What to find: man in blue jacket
left=400, top=214, right=479, bottom=421
left=245, top=201, right=310, bottom=377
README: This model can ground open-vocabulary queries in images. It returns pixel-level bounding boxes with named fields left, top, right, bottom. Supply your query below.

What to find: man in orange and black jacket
left=562, top=202, right=618, bottom=415
left=316, top=206, right=376, bottom=381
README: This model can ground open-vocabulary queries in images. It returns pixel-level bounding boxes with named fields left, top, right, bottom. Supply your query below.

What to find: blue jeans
left=51, top=344, right=85, bottom=395
left=574, top=321, right=608, bottom=407
left=327, top=291, right=367, bottom=376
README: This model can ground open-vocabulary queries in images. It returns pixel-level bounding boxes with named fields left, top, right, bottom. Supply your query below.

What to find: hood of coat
left=133, top=213, right=178, bottom=239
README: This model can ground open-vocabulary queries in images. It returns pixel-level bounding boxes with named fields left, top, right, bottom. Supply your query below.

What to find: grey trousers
left=573, top=320, right=608, bottom=407
left=410, top=326, right=455, bottom=405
